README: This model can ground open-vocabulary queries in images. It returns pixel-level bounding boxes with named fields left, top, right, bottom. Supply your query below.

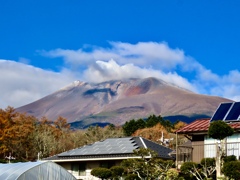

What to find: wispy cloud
left=1, top=41, right=240, bottom=108
left=0, top=60, right=76, bottom=108
left=43, top=41, right=240, bottom=101
left=43, top=41, right=185, bottom=70
left=42, top=41, right=194, bottom=90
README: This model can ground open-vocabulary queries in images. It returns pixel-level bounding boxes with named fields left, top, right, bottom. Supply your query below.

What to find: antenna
left=5, top=153, right=15, bottom=163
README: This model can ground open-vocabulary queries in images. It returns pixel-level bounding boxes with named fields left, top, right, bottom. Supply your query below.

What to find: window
left=205, top=134, right=240, bottom=159
left=100, top=161, right=115, bottom=168
left=79, top=163, right=86, bottom=176
left=71, top=162, right=86, bottom=176
left=226, top=134, right=240, bottom=159
left=204, top=136, right=219, bottom=158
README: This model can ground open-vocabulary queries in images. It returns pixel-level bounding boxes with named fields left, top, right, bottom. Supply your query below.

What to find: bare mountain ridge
left=16, top=77, right=232, bottom=127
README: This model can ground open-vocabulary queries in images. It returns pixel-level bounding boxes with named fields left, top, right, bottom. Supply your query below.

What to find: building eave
left=49, top=156, right=151, bottom=162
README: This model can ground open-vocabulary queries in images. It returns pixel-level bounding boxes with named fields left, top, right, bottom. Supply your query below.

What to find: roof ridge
left=139, top=136, right=147, bottom=148
left=141, top=137, right=173, bottom=150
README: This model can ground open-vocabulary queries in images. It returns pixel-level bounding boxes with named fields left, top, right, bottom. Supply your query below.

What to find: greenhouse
left=0, top=161, right=76, bottom=180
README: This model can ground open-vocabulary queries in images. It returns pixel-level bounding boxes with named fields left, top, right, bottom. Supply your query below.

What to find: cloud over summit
left=1, top=41, right=240, bottom=108
left=44, top=41, right=185, bottom=69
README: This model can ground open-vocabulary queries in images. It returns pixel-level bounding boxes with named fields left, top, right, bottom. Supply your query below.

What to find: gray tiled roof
left=58, top=137, right=138, bottom=156
left=140, top=138, right=174, bottom=159
left=46, top=137, right=173, bottom=160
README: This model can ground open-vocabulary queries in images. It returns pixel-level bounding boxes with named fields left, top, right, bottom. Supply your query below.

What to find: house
left=46, top=136, right=173, bottom=180
left=176, top=102, right=240, bottom=167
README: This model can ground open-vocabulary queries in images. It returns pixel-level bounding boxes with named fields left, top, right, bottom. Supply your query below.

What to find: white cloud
left=109, top=41, right=185, bottom=68
left=0, top=60, right=76, bottom=108
left=42, top=41, right=185, bottom=70
left=2, top=41, right=240, bottom=108
left=187, top=62, right=240, bottom=101
left=41, top=42, right=193, bottom=92
left=42, top=41, right=240, bottom=102
left=83, top=59, right=196, bottom=91
left=218, top=70, right=240, bottom=101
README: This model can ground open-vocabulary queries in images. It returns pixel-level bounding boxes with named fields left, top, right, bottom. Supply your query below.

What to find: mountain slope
left=16, top=77, right=232, bottom=127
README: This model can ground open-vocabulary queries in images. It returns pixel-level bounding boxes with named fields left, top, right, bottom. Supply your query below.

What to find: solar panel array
left=210, top=102, right=240, bottom=122
left=58, top=137, right=139, bottom=157
left=211, top=102, right=232, bottom=121
left=225, top=102, right=240, bottom=121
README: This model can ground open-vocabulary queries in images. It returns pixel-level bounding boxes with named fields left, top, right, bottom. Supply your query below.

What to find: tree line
left=0, top=107, right=186, bottom=162
left=123, top=114, right=185, bottom=136
left=0, top=107, right=124, bottom=162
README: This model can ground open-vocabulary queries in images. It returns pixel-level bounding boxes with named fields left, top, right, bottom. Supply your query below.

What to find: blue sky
left=1, top=0, right=240, bottom=108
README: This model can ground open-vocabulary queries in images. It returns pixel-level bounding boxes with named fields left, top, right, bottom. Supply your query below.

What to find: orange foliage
left=0, top=107, right=37, bottom=160
left=132, top=123, right=169, bottom=143
left=173, top=121, right=187, bottom=131
left=0, top=107, right=124, bottom=162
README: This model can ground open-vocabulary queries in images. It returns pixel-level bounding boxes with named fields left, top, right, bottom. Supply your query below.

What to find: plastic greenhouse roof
left=0, top=161, right=76, bottom=180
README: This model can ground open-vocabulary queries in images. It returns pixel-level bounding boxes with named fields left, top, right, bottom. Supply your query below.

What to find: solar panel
left=210, top=102, right=232, bottom=122
left=58, top=137, right=139, bottom=157
left=225, top=102, right=240, bottom=121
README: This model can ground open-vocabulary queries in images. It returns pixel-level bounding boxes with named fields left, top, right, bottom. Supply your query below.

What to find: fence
left=176, top=141, right=240, bottom=166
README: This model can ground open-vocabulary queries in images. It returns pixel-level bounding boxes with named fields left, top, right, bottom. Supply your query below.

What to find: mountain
left=16, top=77, right=232, bottom=128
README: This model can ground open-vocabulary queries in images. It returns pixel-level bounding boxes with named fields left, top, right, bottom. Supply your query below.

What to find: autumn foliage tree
left=133, top=123, right=169, bottom=143
left=0, top=107, right=125, bottom=162
left=0, top=108, right=183, bottom=163
left=0, top=107, right=37, bottom=161
left=0, top=107, right=92, bottom=163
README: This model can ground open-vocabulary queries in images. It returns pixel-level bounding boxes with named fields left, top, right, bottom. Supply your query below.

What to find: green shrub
left=0, top=159, right=7, bottom=163
left=178, top=171, right=195, bottom=180
left=180, top=162, right=200, bottom=180
left=200, top=157, right=216, bottom=179
left=223, top=155, right=237, bottom=163
left=222, top=161, right=240, bottom=180
left=166, top=168, right=179, bottom=180
left=110, top=166, right=124, bottom=178
left=200, top=157, right=215, bottom=167
left=91, top=167, right=112, bottom=179
left=208, top=120, right=234, bottom=140
left=177, top=177, right=185, bottom=180
left=180, top=162, right=199, bottom=174
left=124, top=174, right=140, bottom=180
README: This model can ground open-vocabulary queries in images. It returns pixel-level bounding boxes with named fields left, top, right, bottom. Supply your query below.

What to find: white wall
left=204, top=133, right=240, bottom=159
